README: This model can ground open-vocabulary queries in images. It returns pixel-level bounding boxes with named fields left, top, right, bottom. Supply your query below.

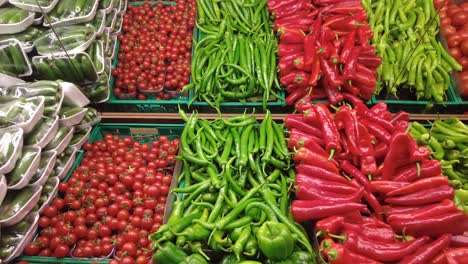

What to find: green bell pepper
left=257, top=221, right=294, bottom=261
left=152, top=241, right=188, bottom=264
left=181, top=253, right=208, bottom=264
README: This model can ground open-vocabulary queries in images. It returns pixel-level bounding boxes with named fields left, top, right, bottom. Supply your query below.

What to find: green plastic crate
left=18, top=123, right=184, bottom=264
left=105, top=1, right=195, bottom=112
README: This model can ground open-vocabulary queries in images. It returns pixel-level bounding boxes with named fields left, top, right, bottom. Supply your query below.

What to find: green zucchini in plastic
left=79, top=107, right=98, bottom=125
left=45, top=127, right=70, bottom=150
left=55, top=146, right=74, bottom=168
left=0, top=41, right=28, bottom=76
left=0, top=7, right=28, bottom=24
left=25, top=116, right=55, bottom=146
left=70, top=129, right=88, bottom=145
left=0, top=187, right=34, bottom=220
left=34, top=25, right=96, bottom=55
left=0, top=27, right=44, bottom=46
left=6, top=147, right=39, bottom=186
left=30, top=152, right=52, bottom=183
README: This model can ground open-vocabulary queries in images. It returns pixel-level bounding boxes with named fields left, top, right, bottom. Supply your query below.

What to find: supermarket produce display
left=0, top=0, right=468, bottom=263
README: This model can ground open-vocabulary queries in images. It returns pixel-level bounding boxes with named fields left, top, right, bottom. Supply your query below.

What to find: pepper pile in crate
left=286, top=102, right=468, bottom=263
left=269, top=0, right=381, bottom=106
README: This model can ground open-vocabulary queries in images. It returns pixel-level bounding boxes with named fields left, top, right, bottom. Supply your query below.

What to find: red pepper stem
left=328, top=233, right=346, bottom=241
left=315, top=230, right=323, bottom=237
left=416, top=162, right=421, bottom=177
left=328, top=148, right=336, bottom=161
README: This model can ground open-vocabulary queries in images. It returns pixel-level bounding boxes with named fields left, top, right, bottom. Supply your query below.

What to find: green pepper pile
left=410, top=119, right=468, bottom=188
left=185, top=0, right=279, bottom=110
left=363, top=0, right=462, bottom=101
left=150, top=110, right=314, bottom=263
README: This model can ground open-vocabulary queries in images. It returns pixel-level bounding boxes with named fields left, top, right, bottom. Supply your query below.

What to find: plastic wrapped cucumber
left=29, top=150, right=56, bottom=185
left=32, top=53, right=98, bottom=84
left=86, top=41, right=104, bottom=73
left=100, top=0, right=113, bottom=9
left=34, top=25, right=96, bottom=55
left=44, top=126, right=71, bottom=151
left=3, top=81, right=62, bottom=114
left=55, top=146, right=74, bottom=169
left=47, top=0, right=98, bottom=23
left=0, top=39, right=31, bottom=77
left=32, top=176, right=57, bottom=212
left=0, top=127, right=22, bottom=169
left=0, top=27, right=43, bottom=50
left=0, top=6, right=29, bottom=24
left=0, top=214, right=33, bottom=260
left=81, top=72, right=109, bottom=102
left=77, top=107, right=99, bottom=126
left=0, top=98, right=32, bottom=128
left=5, top=147, right=40, bottom=187
left=0, top=187, right=34, bottom=221
left=24, top=116, right=56, bottom=146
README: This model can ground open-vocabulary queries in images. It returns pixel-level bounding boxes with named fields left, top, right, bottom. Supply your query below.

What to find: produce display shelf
left=105, top=1, right=193, bottom=112
left=17, top=123, right=184, bottom=264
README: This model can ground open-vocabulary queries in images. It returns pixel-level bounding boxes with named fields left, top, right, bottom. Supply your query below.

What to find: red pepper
left=280, top=70, right=309, bottom=86
left=357, top=26, right=373, bottom=47
left=314, top=104, right=341, bottom=159
left=293, top=147, right=339, bottom=173
left=360, top=45, right=376, bottom=56
left=278, top=53, right=303, bottom=75
left=371, top=181, right=409, bottom=194
left=342, top=92, right=363, bottom=106
left=293, top=56, right=307, bottom=71
left=268, top=0, right=298, bottom=11
left=296, top=174, right=359, bottom=195
left=386, top=200, right=458, bottom=223
left=275, top=19, right=314, bottom=32
left=303, top=34, right=316, bottom=70
left=278, top=44, right=304, bottom=57
left=370, top=102, right=391, bottom=119
left=296, top=163, right=349, bottom=184
left=361, top=119, right=392, bottom=143
left=328, top=42, right=339, bottom=65
left=296, top=181, right=364, bottom=202
left=323, top=79, right=344, bottom=105
left=320, top=238, right=335, bottom=257
left=285, top=115, right=323, bottom=138
left=328, top=17, right=367, bottom=32
left=445, top=248, right=468, bottom=264
left=294, top=95, right=313, bottom=113
left=315, top=216, right=345, bottom=237
left=342, top=231, right=431, bottom=262
left=291, top=200, right=368, bottom=222
left=339, top=30, right=356, bottom=64
left=354, top=63, right=375, bottom=77
left=391, top=211, right=465, bottom=238
left=430, top=251, right=447, bottom=264
left=326, top=243, right=383, bottom=264
left=358, top=124, right=377, bottom=176
left=342, top=222, right=396, bottom=242
left=374, top=142, right=388, bottom=160
left=391, top=111, right=410, bottom=124
left=384, top=185, right=454, bottom=206
left=350, top=179, right=383, bottom=220
left=358, top=55, right=382, bottom=68
left=302, top=108, right=321, bottom=127
left=393, top=160, right=442, bottom=182
left=382, top=205, right=426, bottom=216
left=278, top=27, right=306, bottom=44
left=308, top=59, right=321, bottom=86
left=333, top=38, right=344, bottom=54
left=288, top=129, right=325, bottom=152
left=285, top=87, right=308, bottom=105
left=451, top=235, right=468, bottom=247
left=400, top=234, right=451, bottom=264
left=341, top=160, right=374, bottom=192
left=381, top=133, right=413, bottom=179
left=273, top=1, right=312, bottom=20
left=342, top=47, right=361, bottom=80
left=335, top=107, right=362, bottom=156
left=409, top=145, right=431, bottom=163
left=321, top=3, right=364, bottom=15
left=387, top=176, right=449, bottom=197
left=320, top=53, right=343, bottom=88
left=356, top=103, right=395, bottom=132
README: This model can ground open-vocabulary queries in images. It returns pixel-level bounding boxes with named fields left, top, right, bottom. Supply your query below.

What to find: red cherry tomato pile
left=112, top=1, right=195, bottom=100
left=23, top=134, right=180, bottom=264
left=436, top=0, right=468, bottom=97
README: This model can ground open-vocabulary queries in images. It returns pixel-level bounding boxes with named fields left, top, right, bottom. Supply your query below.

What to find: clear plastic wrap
left=0, top=175, right=6, bottom=207
left=28, top=150, right=56, bottom=187
left=86, top=40, right=104, bottom=74
left=44, top=0, right=99, bottom=27
left=0, top=38, right=32, bottom=77
left=32, top=53, right=98, bottom=84
left=88, top=9, right=106, bottom=36
left=75, top=107, right=100, bottom=129
left=0, top=127, right=23, bottom=175
left=100, top=0, right=114, bottom=13
left=81, top=71, right=110, bottom=103
left=9, top=0, right=59, bottom=13
left=0, top=6, right=34, bottom=34
left=0, top=26, right=44, bottom=52
left=44, top=126, right=74, bottom=155
left=69, top=126, right=91, bottom=150
left=0, top=185, right=41, bottom=226
left=59, top=107, right=87, bottom=127
left=55, top=146, right=77, bottom=179
left=35, top=176, right=58, bottom=214
left=24, top=115, right=59, bottom=148
left=0, top=212, right=38, bottom=262
left=34, top=25, right=96, bottom=56
left=6, top=145, right=41, bottom=190
left=0, top=96, right=45, bottom=133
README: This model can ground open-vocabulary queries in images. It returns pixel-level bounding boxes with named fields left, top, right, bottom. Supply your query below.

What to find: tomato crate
left=104, top=1, right=196, bottom=112
left=371, top=78, right=468, bottom=113
left=17, top=123, right=184, bottom=264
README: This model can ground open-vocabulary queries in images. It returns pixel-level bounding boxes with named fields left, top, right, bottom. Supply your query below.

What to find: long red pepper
left=350, top=179, right=383, bottom=220
left=393, top=160, right=442, bottom=182
left=302, top=108, right=321, bottom=127
left=445, top=248, right=468, bottom=264
left=357, top=26, right=372, bottom=47
left=285, top=87, right=308, bottom=105
left=341, top=92, right=363, bottom=106
left=314, top=104, right=341, bottom=159
left=278, top=27, right=306, bottom=44
left=285, top=115, right=323, bottom=138
left=342, top=231, right=430, bottom=262
left=339, top=30, right=356, bottom=63
left=387, top=176, right=449, bottom=197
left=293, top=147, right=339, bottom=173
left=341, top=160, right=374, bottom=192
left=358, top=124, right=377, bottom=176
left=400, top=234, right=451, bottom=264
left=326, top=243, right=383, bottom=264
left=303, top=34, right=315, bottom=70
left=386, top=200, right=458, bottom=223
left=371, top=181, right=409, bottom=194
left=319, top=53, right=343, bottom=88
left=356, top=103, right=394, bottom=132
left=358, top=56, right=382, bottom=68
left=278, top=44, right=304, bottom=57
left=294, top=96, right=313, bottom=113
left=361, top=119, right=392, bottom=143
left=385, top=185, right=454, bottom=206
left=335, top=107, right=361, bottom=156
left=320, top=3, right=364, bottom=15
left=342, top=223, right=396, bottom=242
left=308, top=59, right=321, bottom=86
left=382, top=205, right=427, bottom=216
left=289, top=129, right=326, bottom=152
left=381, top=133, right=413, bottom=180
left=296, top=174, right=358, bottom=194
left=291, top=200, right=368, bottom=222
left=451, top=235, right=468, bottom=247
left=296, top=183, right=363, bottom=202
left=296, top=164, right=349, bottom=184
left=315, top=216, right=345, bottom=237
left=391, top=211, right=465, bottom=237
left=323, top=78, right=343, bottom=105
